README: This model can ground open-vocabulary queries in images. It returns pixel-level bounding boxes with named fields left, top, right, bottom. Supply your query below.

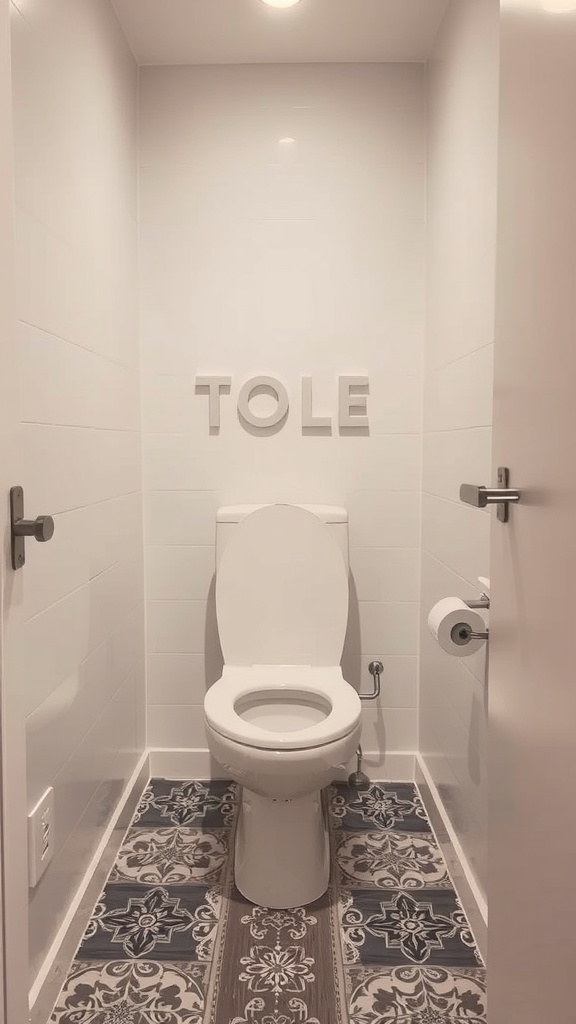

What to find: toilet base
left=234, top=789, right=330, bottom=908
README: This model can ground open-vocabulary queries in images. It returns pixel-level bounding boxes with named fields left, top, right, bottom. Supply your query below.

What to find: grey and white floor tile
left=49, top=778, right=486, bottom=1023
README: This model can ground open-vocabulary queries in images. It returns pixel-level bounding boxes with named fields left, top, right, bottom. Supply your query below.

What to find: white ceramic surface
left=10, top=0, right=145, bottom=982
left=206, top=720, right=361, bottom=801
left=419, top=0, right=499, bottom=899
left=235, top=791, right=330, bottom=909
left=205, top=503, right=361, bottom=905
left=216, top=505, right=349, bottom=667
left=205, top=665, right=361, bottom=750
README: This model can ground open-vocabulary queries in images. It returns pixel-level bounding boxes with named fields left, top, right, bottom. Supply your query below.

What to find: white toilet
left=204, top=503, right=362, bottom=909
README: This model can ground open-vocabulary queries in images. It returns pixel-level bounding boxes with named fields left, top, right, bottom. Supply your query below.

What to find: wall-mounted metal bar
left=359, top=660, right=383, bottom=701
left=465, top=594, right=490, bottom=610
left=450, top=623, right=490, bottom=647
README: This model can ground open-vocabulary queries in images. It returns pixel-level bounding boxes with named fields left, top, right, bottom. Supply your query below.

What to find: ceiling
left=110, top=0, right=450, bottom=66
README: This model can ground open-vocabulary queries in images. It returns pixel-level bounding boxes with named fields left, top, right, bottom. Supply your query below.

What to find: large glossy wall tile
left=138, top=63, right=426, bottom=755
left=9, top=0, right=145, bottom=984
left=420, top=0, right=499, bottom=901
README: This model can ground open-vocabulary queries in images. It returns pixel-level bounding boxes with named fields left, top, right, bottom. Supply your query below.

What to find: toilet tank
left=216, top=504, right=349, bottom=571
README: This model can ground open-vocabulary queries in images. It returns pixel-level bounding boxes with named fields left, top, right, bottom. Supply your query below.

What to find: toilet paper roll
left=428, top=597, right=486, bottom=657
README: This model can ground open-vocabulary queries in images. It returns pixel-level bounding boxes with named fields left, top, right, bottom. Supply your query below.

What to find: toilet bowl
left=204, top=503, right=362, bottom=908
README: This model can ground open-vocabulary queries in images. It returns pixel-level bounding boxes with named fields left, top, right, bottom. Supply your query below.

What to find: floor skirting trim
left=415, top=753, right=488, bottom=963
left=29, top=753, right=151, bottom=1024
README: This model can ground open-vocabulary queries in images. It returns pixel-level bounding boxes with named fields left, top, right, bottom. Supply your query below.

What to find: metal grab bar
left=359, top=660, right=383, bottom=701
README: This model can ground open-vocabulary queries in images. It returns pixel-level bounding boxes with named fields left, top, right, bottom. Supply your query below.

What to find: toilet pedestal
left=234, top=789, right=330, bottom=908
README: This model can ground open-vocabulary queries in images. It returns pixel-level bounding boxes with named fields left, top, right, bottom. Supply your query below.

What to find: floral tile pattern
left=80, top=883, right=220, bottom=961
left=110, top=826, right=230, bottom=885
left=209, top=884, right=338, bottom=1024
left=345, top=966, right=487, bottom=1023
left=51, top=779, right=233, bottom=1023
left=336, top=831, right=452, bottom=890
left=50, top=779, right=485, bottom=1024
left=331, top=783, right=429, bottom=834
left=135, top=779, right=237, bottom=828
left=340, top=889, right=482, bottom=968
left=51, top=960, right=208, bottom=1024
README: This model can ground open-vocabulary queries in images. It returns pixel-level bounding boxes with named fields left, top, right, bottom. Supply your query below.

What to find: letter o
left=237, top=376, right=289, bottom=429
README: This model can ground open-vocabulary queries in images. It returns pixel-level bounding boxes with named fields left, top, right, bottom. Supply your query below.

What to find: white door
left=0, top=1, right=29, bottom=1020
left=489, top=1, right=576, bottom=1020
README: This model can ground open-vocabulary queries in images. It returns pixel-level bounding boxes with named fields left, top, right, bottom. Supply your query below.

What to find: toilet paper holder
left=451, top=622, right=489, bottom=647
left=463, top=576, right=490, bottom=611
left=456, top=581, right=490, bottom=645
left=464, top=593, right=490, bottom=611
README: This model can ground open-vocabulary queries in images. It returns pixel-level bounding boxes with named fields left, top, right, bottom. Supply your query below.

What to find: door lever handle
left=459, top=468, right=520, bottom=523
left=10, top=486, right=55, bottom=569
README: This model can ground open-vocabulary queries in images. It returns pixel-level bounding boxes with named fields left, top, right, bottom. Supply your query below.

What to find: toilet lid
left=216, top=504, right=349, bottom=666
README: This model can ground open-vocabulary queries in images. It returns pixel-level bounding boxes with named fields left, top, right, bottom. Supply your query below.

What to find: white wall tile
left=423, top=343, right=494, bottom=433
left=19, top=322, right=139, bottom=431
left=422, top=426, right=492, bottom=503
left=359, top=707, right=418, bottom=753
left=147, top=653, right=212, bottom=705
left=139, top=62, right=426, bottom=752
left=146, top=547, right=215, bottom=602
left=145, top=490, right=217, bottom=547
left=22, top=424, right=141, bottom=514
left=345, top=602, right=420, bottom=657
left=88, top=557, right=143, bottom=655
left=9, top=0, right=144, bottom=981
left=421, top=493, right=491, bottom=588
left=19, top=507, right=88, bottom=621
left=148, top=705, right=208, bottom=750
left=421, top=0, right=498, bottom=899
left=15, top=585, right=91, bottom=717
left=341, top=654, right=418, bottom=709
left=347, top=491, right=421, bottom=549
left=147, top=599, right=221, bottom=657
left=350, top=548, right=420, bottom=603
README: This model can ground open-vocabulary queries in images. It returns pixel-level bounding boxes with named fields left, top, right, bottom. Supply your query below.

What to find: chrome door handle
left=460, top=468, right=520, bottom=523
left=10, top=486, right=55, bottom=569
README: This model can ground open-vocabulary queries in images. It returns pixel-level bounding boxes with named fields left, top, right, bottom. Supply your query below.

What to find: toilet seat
left=204, top=665, right=361, bottom=751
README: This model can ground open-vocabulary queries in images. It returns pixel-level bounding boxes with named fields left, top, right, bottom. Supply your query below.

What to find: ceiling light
left=260, top=0, right=302, bottom=8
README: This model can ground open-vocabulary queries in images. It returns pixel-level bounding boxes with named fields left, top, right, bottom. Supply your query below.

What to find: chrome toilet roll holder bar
left=451, top=622, right=489, bottom=646
left=454, top=587, right=490, bottom=646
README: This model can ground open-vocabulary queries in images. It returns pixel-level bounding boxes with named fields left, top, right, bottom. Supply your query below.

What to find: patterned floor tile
left=345, top=965, right=487, bottom=1023
left=209, top=886, right=343, bottom=1024
left=340, top=888, right=482, bottom=968
left=331, top=783, right=429, bottom=833
left=110, top=827, right=230, bottom=886
left=79, top=883, right=221, bottom=961
left=336, top=831, right=452, bottom=890
left=50, top=960, right=209, bottom=1023
left=135, top=779, right=238, bottom=829
left=49, top=778, right=485, bottom=1024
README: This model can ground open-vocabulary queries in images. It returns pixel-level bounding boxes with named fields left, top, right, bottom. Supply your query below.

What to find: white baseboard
left=416, top=753, right=488, bottom=935
left=335, top=750, right=416, bottom=782
left=148, top=747, right=222, bottom=779
left=149, top=747, right=416, bottom=783
left=29, top=752, right=150, bottom=1014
